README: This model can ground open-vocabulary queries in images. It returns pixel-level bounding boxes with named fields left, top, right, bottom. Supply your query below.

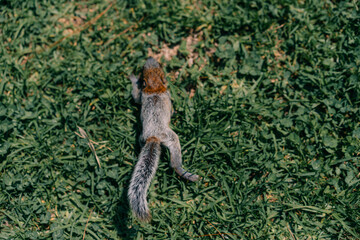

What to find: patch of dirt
left=147, top=30, right=216, bottom=68
left=148, top=43, right=180, bottom=62
left=57, top=16, right=85, bottom=36
left=146, top=30, right=217, bottom=98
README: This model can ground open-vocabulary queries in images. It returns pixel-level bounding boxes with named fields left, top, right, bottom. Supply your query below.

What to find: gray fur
left=144, top=57, right=160, bottom=70
left=128, top=139, right=160, bottom=221
left=128, top=58, right=199, bottom=222
left=130, top=74, right=141, bottom=104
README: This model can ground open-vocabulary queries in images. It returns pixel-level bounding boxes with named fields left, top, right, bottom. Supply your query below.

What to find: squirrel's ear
left=160, top=72, right=167, bottom=85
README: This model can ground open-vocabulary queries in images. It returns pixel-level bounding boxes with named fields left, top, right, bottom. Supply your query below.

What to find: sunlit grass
left=0, top=0, right=359, bottom=239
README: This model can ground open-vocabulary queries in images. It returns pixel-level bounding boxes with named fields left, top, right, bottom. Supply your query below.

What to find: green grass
left=1, top=0, right=359, bottom=239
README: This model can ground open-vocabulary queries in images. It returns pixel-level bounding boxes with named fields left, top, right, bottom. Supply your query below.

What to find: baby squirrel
left=128, top=57, right=199, bottom=222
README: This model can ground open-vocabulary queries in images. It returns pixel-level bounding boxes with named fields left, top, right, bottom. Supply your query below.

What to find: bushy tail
left=128, top=137, right=161, bottom=222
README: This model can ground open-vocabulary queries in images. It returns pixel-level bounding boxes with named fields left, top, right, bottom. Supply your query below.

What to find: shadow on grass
left=112, top=98, right=143, bottom=239
left=112, top=189, right=138, bottom=239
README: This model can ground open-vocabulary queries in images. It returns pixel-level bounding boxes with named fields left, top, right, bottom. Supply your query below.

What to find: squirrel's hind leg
left=162, top=130, right=199, bottom=182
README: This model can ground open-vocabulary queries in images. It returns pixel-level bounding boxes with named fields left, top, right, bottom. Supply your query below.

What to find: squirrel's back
left=141, top=92, right=172, bottom=139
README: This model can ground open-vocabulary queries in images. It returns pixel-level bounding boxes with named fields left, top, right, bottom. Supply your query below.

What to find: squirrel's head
left=142, top=57, right=167, bottom=94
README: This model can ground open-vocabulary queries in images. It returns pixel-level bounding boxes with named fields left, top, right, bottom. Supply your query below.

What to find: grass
left=0, top=0, right=359, bottom=239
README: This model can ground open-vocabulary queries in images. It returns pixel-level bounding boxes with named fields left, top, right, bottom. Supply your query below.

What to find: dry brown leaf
left=76, top=126, right=102, bottom=168
left=231, top=79, right=240, bottom=89
left=189, top=88, right=196, bottom=98
left=219, top=85, right=227, bottom=95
